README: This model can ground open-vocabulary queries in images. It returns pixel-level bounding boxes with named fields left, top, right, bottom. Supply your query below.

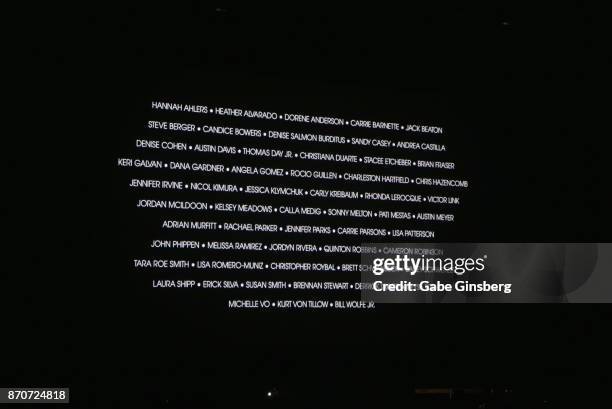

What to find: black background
left=5, top=3, right=611, bottom=407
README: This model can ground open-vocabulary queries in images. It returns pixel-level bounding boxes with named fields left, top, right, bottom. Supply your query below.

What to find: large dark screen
left=6, top=4, right=611, bottom=408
